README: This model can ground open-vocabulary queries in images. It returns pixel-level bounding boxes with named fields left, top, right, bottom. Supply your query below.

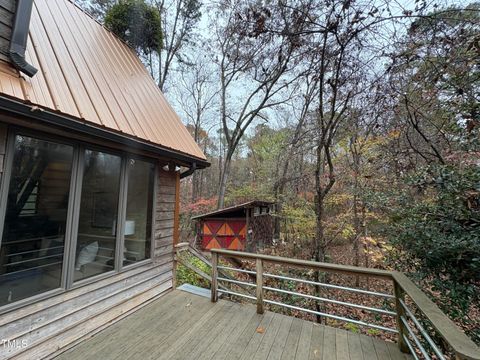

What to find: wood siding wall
left=154, top=168, right=178, bottom=262
left=0, top=0, right=15, bottom=62
left=0, top=159, right=179, bottom=360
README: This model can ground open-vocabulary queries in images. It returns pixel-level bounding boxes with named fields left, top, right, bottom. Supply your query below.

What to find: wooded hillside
left=80, top=0, right=479, bottom=345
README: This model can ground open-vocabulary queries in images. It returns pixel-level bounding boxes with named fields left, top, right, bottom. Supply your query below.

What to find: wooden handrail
left=211, top=248, right=392, bottom=279
left=392, top=272, right=480, bottom=360
left=175, top=242, right=190, bottom=250
left=210, top=248, right=480, bottom=360
left=174, top=243, right=248, bottom=293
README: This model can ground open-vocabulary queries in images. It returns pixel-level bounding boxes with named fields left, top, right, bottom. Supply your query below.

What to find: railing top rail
left=175, top=242, right=190, bottom=250
left=392, top=272, right=480, bottom=360
left=211, top=248, right=392, bottom=279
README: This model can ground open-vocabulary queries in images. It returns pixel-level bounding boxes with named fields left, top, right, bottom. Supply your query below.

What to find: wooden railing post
left=394, top=280, right=409, bottom=353
left=211, top=251, right=218, bottom=303
left=256, top=258, right=264, bottom=314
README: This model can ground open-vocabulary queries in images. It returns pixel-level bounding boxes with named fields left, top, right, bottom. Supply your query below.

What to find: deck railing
left=206, top=248, right=480, bottom=360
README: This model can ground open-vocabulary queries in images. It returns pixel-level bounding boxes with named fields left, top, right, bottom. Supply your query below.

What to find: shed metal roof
left=0, top=0, right=207, bottom=164
left=191, top=201, right=274, bottom=220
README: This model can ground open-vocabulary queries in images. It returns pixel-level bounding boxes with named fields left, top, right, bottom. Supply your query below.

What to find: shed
left=192, top=201, right=275, bottom=252
left=0, top=0, right=207, bottom=358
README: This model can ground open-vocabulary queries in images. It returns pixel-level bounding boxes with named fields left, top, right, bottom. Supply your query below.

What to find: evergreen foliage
left=105, top=0, right=163, bottom=56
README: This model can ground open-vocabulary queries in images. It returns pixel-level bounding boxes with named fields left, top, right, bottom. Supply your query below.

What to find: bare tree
left=272, top=65, right=319, bottom=239
left=173, top=55, right=218, bottom=201
left=155, top=0, right=201, bottom=91
left=269, top=0, right=391, bottom=323
left=211, top=0, right=314, bottom=209
left=347, top=91, right=384, bottom=282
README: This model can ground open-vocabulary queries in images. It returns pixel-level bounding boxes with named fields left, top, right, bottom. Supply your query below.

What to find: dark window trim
left=0, top=129, right=77, bottom=310
left=62, top=140, right=81, bottom=290
left=0, top=128, right=16, bottom=250
left=0, top=288, right=65, bottom=316
left=115, top=156, right=128, bottom=272
left=122, top=156, right=157, bottom=267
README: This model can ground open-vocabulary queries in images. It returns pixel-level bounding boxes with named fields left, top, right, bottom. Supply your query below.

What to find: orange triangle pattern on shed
left=202, top=220, right=246, bottom=250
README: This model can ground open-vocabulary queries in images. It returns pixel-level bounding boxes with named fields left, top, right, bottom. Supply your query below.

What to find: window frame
left=0, top=126, right=158, bottom=313
left=70, top=145, right=125, bottom=286
left=0, top=128, right=78, bottom=311
left=121, top=156, right=157, bottom=270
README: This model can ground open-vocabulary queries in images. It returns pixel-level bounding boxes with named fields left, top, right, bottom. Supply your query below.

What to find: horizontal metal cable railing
left=208, top=248, right=480, bottom=360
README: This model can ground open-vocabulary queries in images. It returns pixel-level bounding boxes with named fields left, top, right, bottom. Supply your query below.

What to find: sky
left=77, top=0, right=473, bottom=145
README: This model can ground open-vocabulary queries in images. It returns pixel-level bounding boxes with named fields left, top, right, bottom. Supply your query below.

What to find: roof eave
left=0, top=95, right=210, bottom=169
left=191, top=201, right=274, bottom=220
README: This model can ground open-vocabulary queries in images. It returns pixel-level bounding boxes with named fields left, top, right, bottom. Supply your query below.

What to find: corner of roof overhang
left=180, top=162, right=196, bottom=179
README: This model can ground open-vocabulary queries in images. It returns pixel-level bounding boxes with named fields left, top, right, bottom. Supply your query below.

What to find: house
left=0, top=0, right=208, bottom=358
left=0, top=2, right=478, bottom=360
left=192, top=201, right=274, bottom=252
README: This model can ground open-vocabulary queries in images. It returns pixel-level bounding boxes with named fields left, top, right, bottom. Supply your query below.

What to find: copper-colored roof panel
left=35, top=2, right=93, bottom=120
left=0, top=0, right=206, bottom=162
left=90, top=20, right=153, bottom=140
left=25, top=41, right=54, bottom=108
left=29, top=5, right=79, bottom=117
left=45, top=0, right=120, bottom=131
left=69, top=6, right=144, bottom=138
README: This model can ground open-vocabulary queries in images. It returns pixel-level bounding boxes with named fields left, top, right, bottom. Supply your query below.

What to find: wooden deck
left=55, top=289, right=412, bottom=360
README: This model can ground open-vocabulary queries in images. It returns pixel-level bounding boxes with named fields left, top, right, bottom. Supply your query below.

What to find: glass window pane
left=0, top=135, right=73, bottom=307
left=123, top=159, right=154, bottom=265
left=74, top=150, right=121, bottom=281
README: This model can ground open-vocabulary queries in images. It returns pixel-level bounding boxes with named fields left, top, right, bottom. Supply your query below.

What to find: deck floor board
left=347, top=331, right=364, bottom=360
left=266, top=314, right=293, bottom=360
left=55, top=289, right=412, bottom=360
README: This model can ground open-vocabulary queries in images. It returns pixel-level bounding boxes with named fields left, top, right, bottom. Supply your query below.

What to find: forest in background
left=79, top=0, right=479, bottom=344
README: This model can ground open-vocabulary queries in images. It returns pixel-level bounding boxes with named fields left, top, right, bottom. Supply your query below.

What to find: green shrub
left=105, top=0, right=162, bottom=55
left=385, top=164, right=480, bottom=343
left=176, top=254, right=210, bottom=289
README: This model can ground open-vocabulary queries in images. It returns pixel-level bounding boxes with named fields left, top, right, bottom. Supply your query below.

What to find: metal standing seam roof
left=0, top=0, right=207, bottom=163
left=191, top=201, right=274, bottom=220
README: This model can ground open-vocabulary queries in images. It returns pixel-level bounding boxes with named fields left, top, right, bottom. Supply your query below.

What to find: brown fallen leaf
left=256, top=327, right=265, bottom=334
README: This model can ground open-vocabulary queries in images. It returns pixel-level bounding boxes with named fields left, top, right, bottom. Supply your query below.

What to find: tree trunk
left=191, top=171, right=198, bottom=202
left=217, top=153, right=232, bottom=209
left=314, top=144, right=327, bottom=324
left=352, top=150, right=361, bottom=286
left=273, top=158, right=289, bottom=241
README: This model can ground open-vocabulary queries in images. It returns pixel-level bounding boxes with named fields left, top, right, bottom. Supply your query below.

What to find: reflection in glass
left=0, top=135, right=73, bottom=307
left=123, top=159, right=154, bottom=265
left=74, top=150, right=121, bottom=281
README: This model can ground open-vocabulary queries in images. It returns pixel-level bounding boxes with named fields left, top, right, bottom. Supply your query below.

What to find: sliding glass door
left=124, top=159, right=155, bottom=265
left=0, top=130, right=156, bottom=309
left=0, top=135, right=74, bottom=307
left=74, top=150, right=122, bottom=282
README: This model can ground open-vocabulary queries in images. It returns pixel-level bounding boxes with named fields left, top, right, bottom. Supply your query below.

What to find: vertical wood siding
left=0, top=162, right=178, bottom=360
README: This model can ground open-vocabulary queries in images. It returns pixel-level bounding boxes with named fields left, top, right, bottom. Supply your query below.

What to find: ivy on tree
left=105, top=0, right=163, bottom=56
